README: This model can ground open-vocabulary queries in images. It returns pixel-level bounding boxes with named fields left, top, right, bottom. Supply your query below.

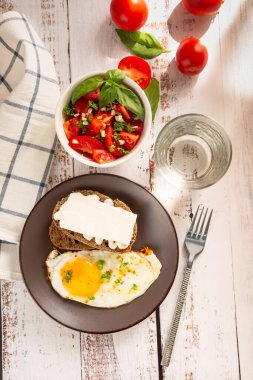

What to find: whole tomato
left=182, top=0, right=223, bottom=16
left=176, top=37, right=208, bottom=76
left=110, top=0, right=148, bottom=32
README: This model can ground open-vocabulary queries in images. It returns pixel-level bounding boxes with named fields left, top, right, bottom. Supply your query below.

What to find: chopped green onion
left=64, top=270, right=72, bottom=283
left=129, top=283, right=138, bottom=293
left=109, top=145, right=115, bottom=152
left=117, top=146, right=129, bottom=155
left=96, top=260, right=105, bottom=270
left=101, top=271, right=111, bottom=281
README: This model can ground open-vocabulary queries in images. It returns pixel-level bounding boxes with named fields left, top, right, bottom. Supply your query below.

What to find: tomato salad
left=62, top=69, right=145, bottom=164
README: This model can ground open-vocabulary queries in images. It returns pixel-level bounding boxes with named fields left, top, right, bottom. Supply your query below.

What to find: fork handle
left=161, top=265, right=192, bottom=367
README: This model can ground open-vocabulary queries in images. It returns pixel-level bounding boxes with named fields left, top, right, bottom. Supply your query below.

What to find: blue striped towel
left=0, top=11, right=60, bottom=280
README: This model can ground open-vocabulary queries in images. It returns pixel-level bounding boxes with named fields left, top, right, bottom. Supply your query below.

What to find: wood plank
left=0, top=1, right=81, bottom=379
left=219, top=1, right=253, bottom=379
left=149, top=0, right=240, bottom=379
left=67, top=1, right=159, bottom=378
left=1, top=281, right=81, bottom=380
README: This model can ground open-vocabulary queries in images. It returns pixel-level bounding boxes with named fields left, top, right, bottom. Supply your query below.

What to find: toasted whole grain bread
left=52, top=190, right=137, bottom=253
left=49, top=223, right=91, bottom=251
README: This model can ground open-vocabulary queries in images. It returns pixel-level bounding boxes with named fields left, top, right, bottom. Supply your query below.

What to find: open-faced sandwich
left=50, top=190, right=137, bottom=252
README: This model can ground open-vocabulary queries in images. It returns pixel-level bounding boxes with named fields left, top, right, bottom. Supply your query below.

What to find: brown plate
left=20, top=174, right=178, bottom=333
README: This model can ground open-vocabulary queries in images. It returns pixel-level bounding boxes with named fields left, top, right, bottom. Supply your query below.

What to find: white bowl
left=55, top=71, right=152, bottom=168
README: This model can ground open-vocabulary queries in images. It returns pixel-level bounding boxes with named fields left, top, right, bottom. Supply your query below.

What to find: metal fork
left=161, top=205, right=213, bottom=367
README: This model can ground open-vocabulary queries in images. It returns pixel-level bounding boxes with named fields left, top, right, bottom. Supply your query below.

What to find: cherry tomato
left=119, top=131, right=140, bottom=151
left=176, top=37, right=208, bottom=76
left=110, top=0, right=148, bottom=32
left=93, top=149, right=116, bottom=164
left=182, top=0, right=223, bottom=16
left=68, top=136, right=104, bottom=155
left=73, top=97, right=89, bottom=114
left=105, top=125, right=123, bottom=157
left=83, top=88, right=100, bottom=101
left=118, top=56, right=151, bottom=89
left=90, top=112, right=113, bottom=135
left=63, top=118, right=79, bottom=139
left=115, top=104, right=132, bottom=122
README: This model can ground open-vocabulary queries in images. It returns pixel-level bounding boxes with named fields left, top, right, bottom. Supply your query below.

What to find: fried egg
left=46, top=249, right=162, bottom=308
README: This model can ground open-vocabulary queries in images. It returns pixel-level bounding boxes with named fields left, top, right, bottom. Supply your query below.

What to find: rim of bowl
left=55, top=71, right=152, bottom=168
left=154, top=113, right=233, bottom=190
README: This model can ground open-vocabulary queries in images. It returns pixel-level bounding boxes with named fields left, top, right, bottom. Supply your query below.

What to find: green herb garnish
left=88, top=100, right=98, bottom=110
left=117, top=147, right=129, bottom=155
left=96, top=259, right=105, bottom=270
left=130, top=283, right=138, bottom=292
left=63, top=104, right=75, bottom=117
left=114, top=121, right=134, bottom=133
left=76, top=120, right=85, bottom=129
left=88, top=295, right=95, bottom=300
left=114, top=278, right=124, bottom=285
left=101, top=271, right=111, bottom=281
left=114, top=121, right=127, bottom=131
left=120, top=261, right=128, bottom=268
left=125, top=124, right=134, bottom=133
left=114, top=132, right=120, bottom=141
left=64, top=270, right=72, bottom=283
left=109, top=145, right=115, bottom=152
left=87, top=114, right=92, bottom=123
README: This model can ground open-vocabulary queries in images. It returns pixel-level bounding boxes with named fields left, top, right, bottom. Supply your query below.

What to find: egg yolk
left=61, top=258, right=101, bottom=298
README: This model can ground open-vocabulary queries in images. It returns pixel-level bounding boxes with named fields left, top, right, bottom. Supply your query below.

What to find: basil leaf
left=71, top=75, right=105, bottom=104
left=99, top=82, right=118, bottom=108
left=144, top=78, right=160, bottom=121
left=106, top=69, right=125, bottom=83
left=116, top=84, right=144, bottom=121
left=116, top=29, right=169, bottom=59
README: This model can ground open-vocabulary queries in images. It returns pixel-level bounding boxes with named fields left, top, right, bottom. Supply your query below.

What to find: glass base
left=167, top=134, right=212, bottom=181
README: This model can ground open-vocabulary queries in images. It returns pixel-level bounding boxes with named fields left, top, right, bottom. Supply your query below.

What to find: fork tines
left=187, top=206, right=213, bottom=241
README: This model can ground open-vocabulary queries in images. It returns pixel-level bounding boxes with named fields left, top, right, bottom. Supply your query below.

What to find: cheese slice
left=54, top=193, right=137, bottom=245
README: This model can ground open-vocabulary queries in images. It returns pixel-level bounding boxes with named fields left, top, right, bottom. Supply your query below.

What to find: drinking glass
left=154, top=114, right=232, bottom=190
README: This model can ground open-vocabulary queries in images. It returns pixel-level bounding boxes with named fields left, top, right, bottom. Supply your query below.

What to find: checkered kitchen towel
left=0, top=12, right=60, bottom=280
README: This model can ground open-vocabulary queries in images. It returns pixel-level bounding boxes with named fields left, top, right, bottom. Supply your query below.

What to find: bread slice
left=49, top=223, right=91, bottom=251
left=52, top=190, right=137, bottom=253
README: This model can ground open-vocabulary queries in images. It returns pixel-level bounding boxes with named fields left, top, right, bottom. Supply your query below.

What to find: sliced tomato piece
left=85, top=124, right=96, bottom=136
left=63, top=117, right=79, bottom=140
left=91, top=112, right=113, bottom=135
left=105, top=125, right=124, bottom=157
left=119, top=131, right=140, bottom=150
left=68, top=136, right=104, bottom=155
left=115, top=104, right=132, bottom=122
left=118, top=56, right=151, bottom=89
left=93, top=149, right=116, bottom=164
left=73, top=97, right=89, bottom=114
left=83, top=88, right=101, bottom=101
left=129, top=119, right=144, bottom=133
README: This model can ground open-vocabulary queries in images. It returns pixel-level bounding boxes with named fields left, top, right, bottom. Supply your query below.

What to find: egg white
left=46, top=249, right=162, bottom=308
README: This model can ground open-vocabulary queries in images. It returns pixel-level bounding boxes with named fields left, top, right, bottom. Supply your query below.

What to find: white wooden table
left=1, top=0, right=252, bottom=379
